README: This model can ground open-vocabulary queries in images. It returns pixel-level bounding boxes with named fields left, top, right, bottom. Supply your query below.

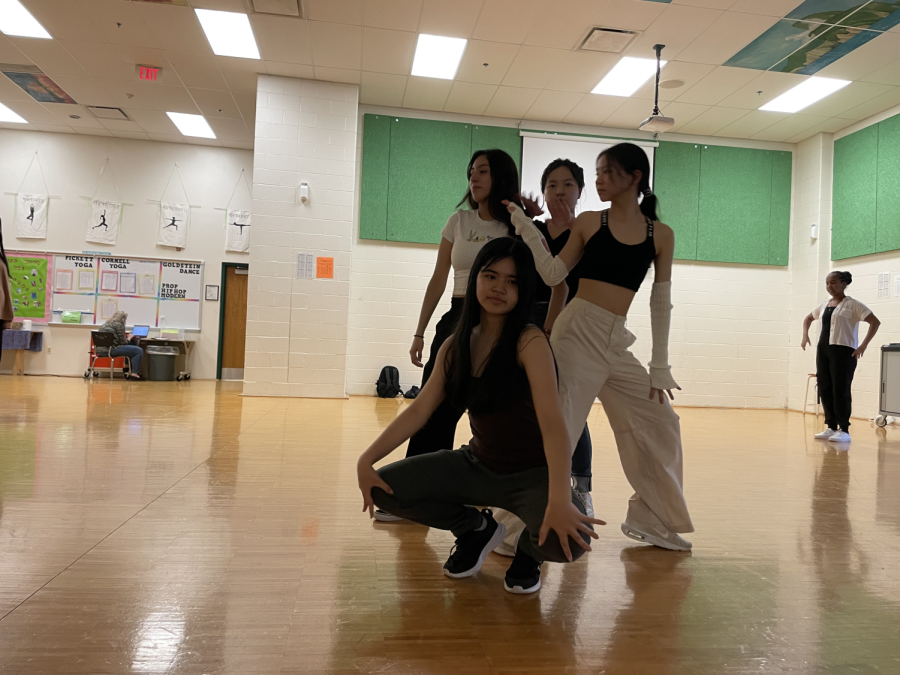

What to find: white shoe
left=621, top=522, right=692, bottom=551
left=814, top=428, right=837, bottom=440
left=828, top=431, right=851, bottom=443
left=373, top=509, right=404, bottom=522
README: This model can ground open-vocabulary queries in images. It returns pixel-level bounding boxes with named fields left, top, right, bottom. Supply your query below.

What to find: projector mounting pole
left=652, top=44, right=665, bottom=117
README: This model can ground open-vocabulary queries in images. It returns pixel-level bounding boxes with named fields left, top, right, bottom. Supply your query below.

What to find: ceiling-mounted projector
left=640, top=44, right=673, bottom=135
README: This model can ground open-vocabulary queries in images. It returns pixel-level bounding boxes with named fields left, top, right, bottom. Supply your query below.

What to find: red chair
left=84, top=331, right=132, bottom=380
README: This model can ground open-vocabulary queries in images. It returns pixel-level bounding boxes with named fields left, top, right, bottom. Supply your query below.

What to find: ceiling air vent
left=580, top=27, right=639, bottom=54
left=251, top=0, right=302, bottom=16
left=87, top=106, right=130, bottom=120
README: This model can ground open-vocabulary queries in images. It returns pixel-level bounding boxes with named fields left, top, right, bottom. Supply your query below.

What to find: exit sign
left=135, top=64, right=163, bottom=83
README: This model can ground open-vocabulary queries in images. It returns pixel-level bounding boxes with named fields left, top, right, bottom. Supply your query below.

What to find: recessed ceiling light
left=411, top=34, right=467, bottom=80
left=591, top=56, right=666, bottom=97
left=759, top=77, right=851, bottom=113
left=167, top=112, right=216, bottom=139
left=0, top=102, right=27, bottom=123
left=195, top=9, right=260, bottom=59
left=0, top=0, right=52, bottom=39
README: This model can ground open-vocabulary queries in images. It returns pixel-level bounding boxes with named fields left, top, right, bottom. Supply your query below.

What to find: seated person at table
left=97, top=311, right=143, bottom=380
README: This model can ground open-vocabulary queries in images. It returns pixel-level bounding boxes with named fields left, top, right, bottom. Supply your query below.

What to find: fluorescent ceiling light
left=167, top=112, right=216, bottom=139
left=0, top=0, right=52, bottom=39
left=0, top=102, right=27, bottom=123
left=195, top=8, right=260, bottom=59
left=759, top=77, right=851, bottom=113
left=592, top=57, right=665, bottom=97
left=411, top=34, right=467, bottom=80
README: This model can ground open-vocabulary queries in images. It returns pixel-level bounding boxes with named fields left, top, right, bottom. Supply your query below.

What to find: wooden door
left=221, top=266, right=248, bottom=380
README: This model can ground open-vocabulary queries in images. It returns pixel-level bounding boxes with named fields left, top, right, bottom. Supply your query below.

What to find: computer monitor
left=131, top=325, right=150, bottom=338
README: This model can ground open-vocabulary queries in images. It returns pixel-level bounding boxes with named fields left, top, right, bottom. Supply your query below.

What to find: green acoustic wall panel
left=697, top=146, right=774, bottom=265
left=654, top=141, right=701, bottom=261
left=359, top=114, right=391, bottom=240
left=471, top=125, right=522, bottom=172
left=768, top=151, right=793, bottom=266
left=833, top=124, right=878, bottom=260
left=876, top=114, right=900, bottom=254
left=386, top=117, right=472, bottom=244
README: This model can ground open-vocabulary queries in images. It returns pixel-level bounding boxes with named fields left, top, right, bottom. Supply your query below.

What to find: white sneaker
left=373, top=509, right=404, bottom=522
left=828, top=431, right=851, bottom=443
left=621, top=522, right=692, bottom=551
left=814, top=428, right=837, bottom=440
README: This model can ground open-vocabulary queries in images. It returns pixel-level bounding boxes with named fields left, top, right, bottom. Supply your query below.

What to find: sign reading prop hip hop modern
left=15, top=194, right=49, bottom=238
left=225, top=209, right=251, bottom=252
left=157, top=202, right=190, bottom=248
left=85, top=199, right=122, bottom=245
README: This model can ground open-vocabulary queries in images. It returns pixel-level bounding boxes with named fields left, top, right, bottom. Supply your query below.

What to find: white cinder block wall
left=244, top=75, right=358, bottom=397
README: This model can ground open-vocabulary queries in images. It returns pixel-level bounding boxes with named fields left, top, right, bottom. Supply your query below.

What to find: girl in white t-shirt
left=374, top=149, right=522, bottom=522
left=801, top=271, right=880, bottom=443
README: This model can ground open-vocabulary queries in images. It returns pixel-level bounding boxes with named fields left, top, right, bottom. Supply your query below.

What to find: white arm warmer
left=509, top=205, right=569, bottom=286
left=648, top=281, right=680, bottom=391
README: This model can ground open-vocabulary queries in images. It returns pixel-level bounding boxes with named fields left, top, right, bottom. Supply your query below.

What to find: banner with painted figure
left=15, top=194, right=49, bottom=239
left=225, top=209, right=251, bottom=252
left=158, top=202, right=189, bottom=248
left=85, top=199, right=122, bottom=245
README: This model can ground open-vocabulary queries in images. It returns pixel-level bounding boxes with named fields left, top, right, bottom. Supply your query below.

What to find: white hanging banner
left=15, top=193, right=49, bottom=239
left=86, top=199, right=122, bottom=245
left=225, top=209, right=251, bottom=252
left=158, top=202, right=190, bottom=248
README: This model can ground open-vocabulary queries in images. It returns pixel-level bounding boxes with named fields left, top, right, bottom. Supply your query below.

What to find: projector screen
left=520, top=133, right=656, bottom=218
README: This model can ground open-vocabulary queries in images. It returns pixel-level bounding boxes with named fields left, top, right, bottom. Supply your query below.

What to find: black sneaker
left=443, top=509, right=506, bottom=579
left=504, top=545, right=542, bottom=594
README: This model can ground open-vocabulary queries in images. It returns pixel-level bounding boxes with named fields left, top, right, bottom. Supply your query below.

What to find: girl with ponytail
left=502, top=142, right=695, bottom=552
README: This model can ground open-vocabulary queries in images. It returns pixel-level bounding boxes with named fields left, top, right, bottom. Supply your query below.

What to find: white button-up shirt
left=812, top=296, right=872, bottom=349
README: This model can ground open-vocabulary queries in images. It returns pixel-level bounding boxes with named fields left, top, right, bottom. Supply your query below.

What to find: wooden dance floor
left=1, top=375, right=899, bottom=674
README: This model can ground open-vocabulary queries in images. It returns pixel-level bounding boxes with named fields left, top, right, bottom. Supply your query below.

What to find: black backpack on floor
left=376, top=366, right=402, bottom=398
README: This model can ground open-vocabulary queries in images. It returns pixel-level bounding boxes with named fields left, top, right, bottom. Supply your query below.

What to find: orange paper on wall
left=316, top=257, right=334, bottom=279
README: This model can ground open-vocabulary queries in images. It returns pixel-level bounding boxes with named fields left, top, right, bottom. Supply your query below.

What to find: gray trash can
left=146, top=345, right=178, bottom=381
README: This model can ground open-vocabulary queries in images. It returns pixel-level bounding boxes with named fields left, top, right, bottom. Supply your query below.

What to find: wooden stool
left=803, top=373, right=820, bottom=416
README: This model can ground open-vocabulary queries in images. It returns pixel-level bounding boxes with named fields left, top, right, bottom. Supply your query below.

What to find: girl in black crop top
left=357, top=238, right=604, bottom=594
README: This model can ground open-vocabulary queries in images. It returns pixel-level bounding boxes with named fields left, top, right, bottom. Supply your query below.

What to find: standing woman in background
left=374, top=149, right=521, bottom=522
left=0, top=223, right=13, bottom=353
left=801, top=271, right=880, bottom=444
left=505, top=142, right=695, bottom=551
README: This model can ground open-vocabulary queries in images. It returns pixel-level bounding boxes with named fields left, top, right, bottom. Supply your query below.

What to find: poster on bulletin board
left=7, top=253, right=52, bottom=322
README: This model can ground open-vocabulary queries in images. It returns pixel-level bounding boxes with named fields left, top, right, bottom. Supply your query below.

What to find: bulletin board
left=7, top=252, right=52, bottom=322
left=43, top=252, right=204, bottom=329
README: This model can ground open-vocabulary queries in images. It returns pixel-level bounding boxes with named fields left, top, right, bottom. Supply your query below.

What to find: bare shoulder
left=517, top=325, right=550, bottom=354
left=654, top=220, right=674, bottom=240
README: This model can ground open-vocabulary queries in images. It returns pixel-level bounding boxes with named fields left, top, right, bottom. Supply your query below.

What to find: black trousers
left=816, top=344, right=857, bottom=431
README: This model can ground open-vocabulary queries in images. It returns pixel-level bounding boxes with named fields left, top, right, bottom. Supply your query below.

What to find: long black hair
left=540, top=158, right=585, bottom=193
left=444, top=237, right=538, bottom=414
left=457, top=149, right=523, bottom=236
left=598, top=143, right=659, bottom=221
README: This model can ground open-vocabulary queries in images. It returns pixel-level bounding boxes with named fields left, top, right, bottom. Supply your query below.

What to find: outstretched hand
left=501, top=199, right=530, bottom=235
left=538, top=498, right=605, bottom=562
left=520, top=192, right=544, bottom=218
left=357, top=462, right=393, bottom=518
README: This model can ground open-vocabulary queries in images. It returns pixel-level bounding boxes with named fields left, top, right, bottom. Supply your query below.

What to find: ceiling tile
left=630, top=61, right=716, bottom=101
left=113, top=45, right=168, bottom=71
left=314, top=66, right=362, bottom=84
left=110, top=130, right=152, bottom=140
left=33, top=123, right=77, bottom=134
left=309, top=22, right=362, bottom=69
left=837, top=86, right=900, bottom=122
left=81, top=0, right=159, bottom=48
left=444, top=81, right=498, bottom=115
left=563, top=93, right=624, bottom=126
left=455, top=41, right=519, bottom=85
left=727, top=0, right=802, bottom=16
left=862, top=58, right=900, bottom=86
left=626, top=4, right=724, bottom=60
left=801, top=81, right=893, bottom=118
left=147, top=132, right=190, bottom=143
left=653, top=101, right=710, bottom=127
left=207, top=117, right=253, bottom=142
left=59, top=42, right=134, bottom=80
left=0, top=73, right=33, bottom=102
left=134, top=4, right=213, bottom=55
left=676, top=12, right=779, bottom=65
left=401, top=76, right=452, bottom=110
left=265, top=62, right=316, bottom=80
left=502, top=46, right=569, bottom=89
left=816, top=32, right=900, bottom=82
left=713, top=109, right=787, bottom=138
left=1, top=100, right=61, bottom=125
left=675, top=66, right=759, bottom=105
left=786, top=117, right=854, bottom=143
left=523, top=0, right=603, bottom=49
left=601, top=97, right=660, bottom=130
left=306, top=0, right=363, bottom=25
left=7, top=38, right=90, bottom=78
left=21, top=0, right=104, bottom=43
left=418, top=0, right=484, bottom=39
left=483, top=86, right=540, bottom=118
left=164, top=52, right=228, bottom=90
left=75, top=127, right=115, bottom=137
left=150, top=85, right=200, bottom=114
left=716, top=70, right=806, bottom=109
left=98, top=118, right=145, bottom=132
left=363, top=0, right=423, bottom=32
left=0, top=34, right=28, bottom=64
left=190, top=88, right=243, bottom=119
left=41, top=103, right=105, bottom=128
left=359, top=71, right=407, bottom=106
left=523, top=90, right=584, bottom=121
left=362, top=28, right=416, bottom=75
left=99, top=79, right=162, bottom=111
left=672, top=0, right=734, bottom=8
left=544, top=50, right=620, bottom=93
left=251, top=15, right=312, bottom=64
left=750, top=113, right=829, bottom=142
left=126, top=108, right=180, bottom=134
left=594, top=0, right=667, bottom=31
left=46, top=75, right=115, bottom=107
left=674, top=106, right=747, bottom=135
left=473, top=0, right=539, bottom=44
left=219, top=61, right=265, bottom=94
left=232, top=92, right=257, bottom=123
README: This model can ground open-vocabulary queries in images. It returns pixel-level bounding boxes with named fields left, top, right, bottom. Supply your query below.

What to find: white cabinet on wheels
left=876, top=345, right=900, bottom=427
